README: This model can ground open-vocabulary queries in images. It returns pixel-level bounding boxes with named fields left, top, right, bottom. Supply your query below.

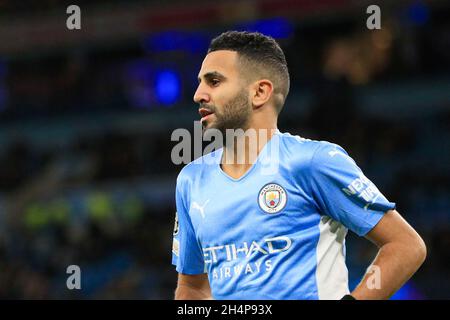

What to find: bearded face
left=195, top=51, right=254, bottom=138
left=200, top=88, right=252, bottom=135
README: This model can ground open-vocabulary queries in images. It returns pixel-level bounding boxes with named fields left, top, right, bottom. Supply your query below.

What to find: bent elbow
left=413, top=234, right=427, bottom=266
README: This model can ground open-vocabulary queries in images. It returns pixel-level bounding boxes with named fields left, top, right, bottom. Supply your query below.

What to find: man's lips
left=199, top=108, right=214, bottom=120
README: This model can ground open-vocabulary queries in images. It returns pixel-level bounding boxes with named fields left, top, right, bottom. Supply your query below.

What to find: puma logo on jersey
left=328, top=150, right=343, bottom=157
left=191, top=200, right=210, bottom=218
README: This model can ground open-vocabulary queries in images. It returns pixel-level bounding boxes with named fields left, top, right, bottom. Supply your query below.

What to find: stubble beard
left=202, top=89, right=252, bottom=146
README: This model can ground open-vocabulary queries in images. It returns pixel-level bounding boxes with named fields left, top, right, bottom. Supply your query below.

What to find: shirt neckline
left=217, top=129, right=280, bottom=182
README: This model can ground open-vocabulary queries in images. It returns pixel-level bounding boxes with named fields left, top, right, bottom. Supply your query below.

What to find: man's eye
left=211, top=79, right=220, bottom=86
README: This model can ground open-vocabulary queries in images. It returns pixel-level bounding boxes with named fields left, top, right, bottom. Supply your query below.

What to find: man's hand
left=175, top=273, right=212, bottom=300
left=351, top=209, right=426, bottom=300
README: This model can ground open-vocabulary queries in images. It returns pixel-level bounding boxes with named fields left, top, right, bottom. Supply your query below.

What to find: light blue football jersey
left=171, top=131, right=395, bottom=300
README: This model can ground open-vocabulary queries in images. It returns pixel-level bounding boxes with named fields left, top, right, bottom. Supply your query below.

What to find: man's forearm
left=351, top=240, right=426, bottom=300
left=175, top=284, right=212, bottom=300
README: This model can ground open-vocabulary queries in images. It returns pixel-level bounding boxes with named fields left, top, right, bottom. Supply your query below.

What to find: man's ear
left=251, top=79, right=274, bottom=109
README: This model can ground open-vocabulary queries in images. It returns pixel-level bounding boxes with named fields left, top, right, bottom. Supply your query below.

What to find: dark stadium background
left=0, top=0, right=449, bottom=299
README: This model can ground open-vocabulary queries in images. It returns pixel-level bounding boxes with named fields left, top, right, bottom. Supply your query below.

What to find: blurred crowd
left=0, top=0, right=449, bottom=299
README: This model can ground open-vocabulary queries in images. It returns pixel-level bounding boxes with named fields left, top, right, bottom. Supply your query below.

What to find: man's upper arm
left=172, top=174, right=205, bottom=274
left=365, top=209, right=426, bottom=253
left=309, top=142, right=396, bottom=236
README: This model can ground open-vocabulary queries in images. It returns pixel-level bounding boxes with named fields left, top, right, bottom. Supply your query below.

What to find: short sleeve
left=172, top=176, right=205, bottom=274
left=309, top=142, right=396, bottom=236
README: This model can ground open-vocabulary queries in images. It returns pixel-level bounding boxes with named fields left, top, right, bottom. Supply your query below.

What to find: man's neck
left=221, top=125, right=278, bottom=179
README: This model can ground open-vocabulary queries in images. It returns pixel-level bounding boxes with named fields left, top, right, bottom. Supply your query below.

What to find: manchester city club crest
left=258, top=183, right=287, bottom=214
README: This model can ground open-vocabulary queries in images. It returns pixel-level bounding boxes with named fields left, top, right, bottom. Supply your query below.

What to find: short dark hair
left=208, top=31, right=290, bottom=112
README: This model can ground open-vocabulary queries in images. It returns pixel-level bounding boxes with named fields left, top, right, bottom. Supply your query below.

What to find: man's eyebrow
left=197, top=71, right=226, bottom=83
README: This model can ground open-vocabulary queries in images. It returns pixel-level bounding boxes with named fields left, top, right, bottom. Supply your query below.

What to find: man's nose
left=193, top=85, right=210, bottom=105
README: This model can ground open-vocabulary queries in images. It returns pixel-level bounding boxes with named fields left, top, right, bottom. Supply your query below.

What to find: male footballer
left=172, top=31, right=426, bottom=300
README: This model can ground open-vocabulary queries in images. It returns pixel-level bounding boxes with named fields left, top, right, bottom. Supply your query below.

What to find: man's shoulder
left=279, top=132, right=356, bottom=177
left=176, top=148, right=222, bottom=184
left=277, top=131, right=339, bottom=161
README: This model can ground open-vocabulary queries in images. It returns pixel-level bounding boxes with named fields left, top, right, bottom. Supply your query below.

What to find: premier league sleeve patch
left=173, top=212, right=179, bottom=236
left=258, top=183, right=287, bottom=214
left=172, top=212, right=180, bottom=257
